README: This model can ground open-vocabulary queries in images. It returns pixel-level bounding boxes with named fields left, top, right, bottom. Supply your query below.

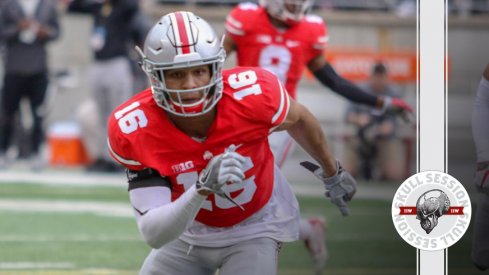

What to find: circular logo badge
left=391, top=171, right=471, bottom=251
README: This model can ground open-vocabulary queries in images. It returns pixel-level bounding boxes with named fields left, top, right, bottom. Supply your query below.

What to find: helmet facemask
left=140, top=52, right=225, bottom=117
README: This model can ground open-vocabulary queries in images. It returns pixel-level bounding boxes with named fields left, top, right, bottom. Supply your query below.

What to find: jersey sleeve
left=107, top=108, right=145, bottom=171
left=225, top=2, right=259, bottom=42
left=252, top=68, right=291, bottom=132
left=304, top=15, right=329, bottom=63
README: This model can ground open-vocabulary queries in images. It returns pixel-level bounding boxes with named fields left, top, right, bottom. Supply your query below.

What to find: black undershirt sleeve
left=312, top=63, right=379, bottom=107
left=126, top=168, right=171, bottom=191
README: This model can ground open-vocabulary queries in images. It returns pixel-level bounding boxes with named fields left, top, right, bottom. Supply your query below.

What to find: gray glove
left=197, top=149, right=245, bottom=195
left=300, top=160, right=357, bottom=216
left=474, top=162, right=489, bottom=195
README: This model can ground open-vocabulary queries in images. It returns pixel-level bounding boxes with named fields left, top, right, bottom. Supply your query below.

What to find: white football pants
left=139, top=237, right=281, bottom=275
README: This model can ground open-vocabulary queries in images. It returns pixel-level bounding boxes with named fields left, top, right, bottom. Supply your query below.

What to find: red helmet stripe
left=174, top=12, right=192, bottom=55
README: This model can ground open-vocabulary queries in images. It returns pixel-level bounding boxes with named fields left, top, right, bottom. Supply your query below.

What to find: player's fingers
left=220, top=167, right=245, bottom=182
left=224, top=166, right=245, bottom=178
left=224, top=174, right=243, bottom=185
left=221, top=158, right=244, bottom=170
left=224, top=152, right=246, bottom=164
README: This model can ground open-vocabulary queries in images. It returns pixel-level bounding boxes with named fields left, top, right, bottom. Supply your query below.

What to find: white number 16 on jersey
left=229, top=70, right=263, bottom=100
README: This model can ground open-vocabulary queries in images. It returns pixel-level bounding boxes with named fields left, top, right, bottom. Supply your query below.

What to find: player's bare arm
left=274, top=97, right=336, bottom=177
left=307, top=54, right=413, bottom=113
left=223, top=34, right=237, bottom=56
left=275, top=97, right=357, bottom=216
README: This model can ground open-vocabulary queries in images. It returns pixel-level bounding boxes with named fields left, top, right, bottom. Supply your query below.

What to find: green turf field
left=0, top=181, right=481, bottom=275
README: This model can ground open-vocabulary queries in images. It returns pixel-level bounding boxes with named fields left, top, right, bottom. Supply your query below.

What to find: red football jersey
left=226, top=2, right=329, bottom=99
left=108, top=67, right=290, bottom=227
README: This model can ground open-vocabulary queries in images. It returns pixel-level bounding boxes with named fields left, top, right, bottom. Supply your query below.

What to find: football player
left=107, top=12, right=357, bottom=275
left=472, top=62, right=489, bottom=271
left=223, top=1, right=412, bottom=272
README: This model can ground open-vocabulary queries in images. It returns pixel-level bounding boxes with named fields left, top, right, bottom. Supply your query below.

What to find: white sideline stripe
left=0, top=170, right=125, bottom=187
left=0, top=199, right=133, bottom=217
left=0, top=170, right=396, bottom=200
left=0, top=233, right=394, bottom=242
left=0, top=235, right=140, bottom=242
left=0, top=262, right=75, bottom=269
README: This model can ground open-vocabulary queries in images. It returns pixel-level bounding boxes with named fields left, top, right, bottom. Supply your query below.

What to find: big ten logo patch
left=172, top=161, right=194, bottom=173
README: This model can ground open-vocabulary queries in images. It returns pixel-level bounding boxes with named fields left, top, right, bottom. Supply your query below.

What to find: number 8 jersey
left=226, top=2, right=329, bottom=99
left=107, top=67, right=290, bottom=227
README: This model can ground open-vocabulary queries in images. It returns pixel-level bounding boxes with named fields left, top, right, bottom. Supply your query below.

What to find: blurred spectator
left=67, top=0, right=143, bottom=172
left=343, top=63, right=406, bottom=181
left=0, top=0, right=60, bottom=169
left=453, top=0, right=473, bottom=17
left=395, top=0, right=416, bottom=17
left=128, top=9, right=152, bottom=92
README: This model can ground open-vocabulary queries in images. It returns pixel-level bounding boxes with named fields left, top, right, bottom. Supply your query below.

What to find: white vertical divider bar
left=418, top=0, right=447, bottom=274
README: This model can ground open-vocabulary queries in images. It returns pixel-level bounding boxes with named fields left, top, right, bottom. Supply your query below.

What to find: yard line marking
left=0, top=262, right=75, bottom=269
left=0, top=199, right=133, bottom=217
left=0, top=234, right=140, bottom=242
left=0, top=170, right=397, bottom=200
left=0, top=269, right=138, bottom=275
left=0, top=170, right=125, bottom=187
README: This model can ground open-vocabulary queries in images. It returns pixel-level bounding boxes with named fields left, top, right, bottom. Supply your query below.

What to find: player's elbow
left=137, top=218, right=178, bottom=249
left=139, top=223, right=166, bottom=249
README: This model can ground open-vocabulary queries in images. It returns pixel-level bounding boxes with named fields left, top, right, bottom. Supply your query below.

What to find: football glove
left=383, top=96, right=414, bottom=123
left=474, top=162, right=489, bottom=195
left=300, top=160, right=357, bottom=216
left=383, top=96, right=413, bottom=113
left=197, top=145, right=246, bottom=209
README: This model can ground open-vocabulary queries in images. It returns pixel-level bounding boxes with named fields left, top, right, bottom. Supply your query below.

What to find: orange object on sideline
left=47, top=122, right=90, bottom=166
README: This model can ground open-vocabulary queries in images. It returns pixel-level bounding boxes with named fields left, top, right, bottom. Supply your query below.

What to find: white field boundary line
left=0, top=199, right=133, bottom=217
left=0, top=233, right=395, bottom=242
left=0, top=170, right=399, bottom=200
left=0, top=234, right=141, bottom=242
left=0, top=170, right=125, bottom=187
left=0, top=262, right=75, bottom=269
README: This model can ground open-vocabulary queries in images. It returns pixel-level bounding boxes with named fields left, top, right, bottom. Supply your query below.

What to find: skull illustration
left=416, top=190, right=450, bottom=234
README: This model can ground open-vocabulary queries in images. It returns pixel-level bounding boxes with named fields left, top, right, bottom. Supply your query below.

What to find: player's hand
left=384, top=96, right=413, bottom=113
left=474, top=162, right=489, bottom=195
left=300, top=160, right=357, bottom=216
left=383, top=96, right=414, bottom=124
left=197, top=145, right=246, bottom=196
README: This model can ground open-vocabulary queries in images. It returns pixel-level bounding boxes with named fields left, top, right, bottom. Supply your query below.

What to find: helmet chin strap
left=169, top=94, right=213, bottom=116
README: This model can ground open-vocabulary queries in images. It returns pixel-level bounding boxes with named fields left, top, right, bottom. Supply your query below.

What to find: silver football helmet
left=259, top=0, right=314, bottom=24
left=137, top=11, right=226, bottom=117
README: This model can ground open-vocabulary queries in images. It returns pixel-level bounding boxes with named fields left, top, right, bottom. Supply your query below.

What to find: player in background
left=223, top=1, right=413, bottom=272
left=107, top=12, right=356, bottom=275
left=471, top=62, right=489, bottom=271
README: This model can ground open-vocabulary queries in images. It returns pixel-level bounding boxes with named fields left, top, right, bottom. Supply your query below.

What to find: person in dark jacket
left=67, top=0, right=140, bottom=172
left=0, top=0, right=60, bottom=168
